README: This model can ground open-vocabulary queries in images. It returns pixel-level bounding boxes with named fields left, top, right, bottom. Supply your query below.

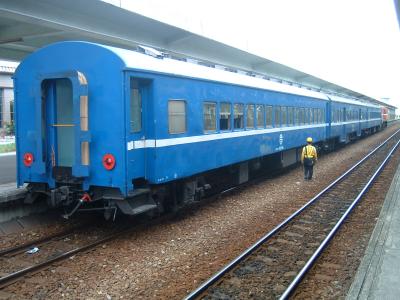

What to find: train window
left=256, top=104, right=264, bottom=128
left=296, top=108, right=300, bottom=125
left=299, top=108, right=303, bottom=125
left=266, top=105, right=273, bottom=127
left=294, top=108, right=299, bottom=125
left=246, top=104, right=255, bottom=129
left=309, top=108, right=314, bottom=124
left=275, top=106, right=281, bottom=127
left=288, top=107, right=294, bottom=126
left=305, top=108, right=310, bottom=124
left=300, top=108, right=303, bottom=125
left=342, top=108, right=346, bottom=122
left=168, top=100, right=186, bottom=134
left=220, top=102, right=231, bottom=131
left=203, top=102, right=216, bottom=132
left=312, top=108, right=318, bottom=124
left=313, top=108, right=319, bottom=124
left=130, top=80, right=142, bottom=132
left=234, top=103, right=244, bottom=129
left=300, top=108, right=305, bottom=125
left=281, top=106, right=287, bottom=127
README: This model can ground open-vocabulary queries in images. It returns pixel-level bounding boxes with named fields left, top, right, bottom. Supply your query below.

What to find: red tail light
left=102, top=154, right=116, bottom=170
left=23, top=153, right=34, bottom=167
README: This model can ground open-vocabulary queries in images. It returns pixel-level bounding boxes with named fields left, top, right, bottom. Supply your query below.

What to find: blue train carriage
left=141, top=57, right=329, bottom=210
left=14, top=41, right=337, bottom=218
left=328, top=95, right=381, bottom=143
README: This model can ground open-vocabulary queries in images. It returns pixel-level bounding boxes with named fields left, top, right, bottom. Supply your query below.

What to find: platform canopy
left=0, top=0, right=395, bottom=109
left=395, top=0, right=400, bottom=29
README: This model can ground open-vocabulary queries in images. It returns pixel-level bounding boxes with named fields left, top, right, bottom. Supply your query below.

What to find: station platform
left=0, top=182, right=45, bottom=227
left=347, top=161, right=400, bottom=299
left=0, top=182, right=26, bottom=205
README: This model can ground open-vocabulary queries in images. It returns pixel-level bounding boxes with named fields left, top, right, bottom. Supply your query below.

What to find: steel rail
left=0, top=210, right=177, bottom=289
left=185, top=128, right=400, bottom=300
left=279, top=135, right=400, bottom=299
left=0, top=225, right=88, bottom=257
left=0, top=227, right=130, bottom=289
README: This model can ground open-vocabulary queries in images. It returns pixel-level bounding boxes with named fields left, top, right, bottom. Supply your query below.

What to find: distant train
left=381, top=106, right=396, bottom=128
left=14, top=41, right=389, bottom=218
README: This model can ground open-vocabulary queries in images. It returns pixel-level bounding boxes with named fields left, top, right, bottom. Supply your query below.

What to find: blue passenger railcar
left=328, top=96, right=381, bottom=143
left=14, top=41, right=382, bottom=217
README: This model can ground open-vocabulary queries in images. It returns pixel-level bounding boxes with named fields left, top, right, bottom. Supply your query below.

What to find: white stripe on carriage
left=331, top=118, right=381, bottom=126
left=127, top=139, right=156, bottom=150
left=127, top=123, right=329, bottom=149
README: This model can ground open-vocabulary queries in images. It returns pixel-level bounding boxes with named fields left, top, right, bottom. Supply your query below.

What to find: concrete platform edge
left=346, top=160, right=400, bottom=300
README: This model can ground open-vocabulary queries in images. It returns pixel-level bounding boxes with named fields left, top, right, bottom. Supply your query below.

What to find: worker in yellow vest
left=301, top=137, right=318, bottom=180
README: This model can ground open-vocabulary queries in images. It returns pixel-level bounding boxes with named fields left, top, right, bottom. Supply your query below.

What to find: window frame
left=168, top=99, right=187, bottom=134
left=266, top=105, right=273, bottom=128
left=274, top=106, right=281, bottom=127
left=287, top=106, right=294, bottom=126
left=233, top=103, right=244, bottom=130
left=256, top=104, right=264, bottom=128
left=246, top=103, right=255, bottom=129
left=203, top=101, right=217, bottom=133
left=129, top=80, right=142, bottom=133
left=219, top=102, right=232, bottom=131
left=281, top=106, right=287, bottom=127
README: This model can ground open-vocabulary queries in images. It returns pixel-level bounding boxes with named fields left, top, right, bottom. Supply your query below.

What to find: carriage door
left=38, top=72, right=90, bottom=179
left=53, top=79, right=74, bottom=169
left=126, top=77, right=151, bottom=188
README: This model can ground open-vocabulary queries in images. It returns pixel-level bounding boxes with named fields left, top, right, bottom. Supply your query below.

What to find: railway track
left=185, top=129, right=400, bottom=300
left=0, top=209, right=180, bottom=290
left=0, top=223, right=129, bottom=289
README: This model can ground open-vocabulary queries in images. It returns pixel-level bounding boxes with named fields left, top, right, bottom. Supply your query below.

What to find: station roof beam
left=0, top=0, right=395, bottom=108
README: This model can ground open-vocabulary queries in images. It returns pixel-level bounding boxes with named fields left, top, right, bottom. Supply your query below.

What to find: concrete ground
left=0, top=152, right=16, bottom=184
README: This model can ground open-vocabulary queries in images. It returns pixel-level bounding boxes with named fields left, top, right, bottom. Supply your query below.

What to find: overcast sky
left=113, top=0, right=400, bottom=110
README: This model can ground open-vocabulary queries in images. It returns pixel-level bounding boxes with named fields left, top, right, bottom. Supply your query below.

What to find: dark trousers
left=304, top=166, right=314, bottom=179
left=304, top=158, right=314, bottom=180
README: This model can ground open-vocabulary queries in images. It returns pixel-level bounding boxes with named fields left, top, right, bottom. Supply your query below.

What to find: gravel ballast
left=1, top=124, right=399, bottom=299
